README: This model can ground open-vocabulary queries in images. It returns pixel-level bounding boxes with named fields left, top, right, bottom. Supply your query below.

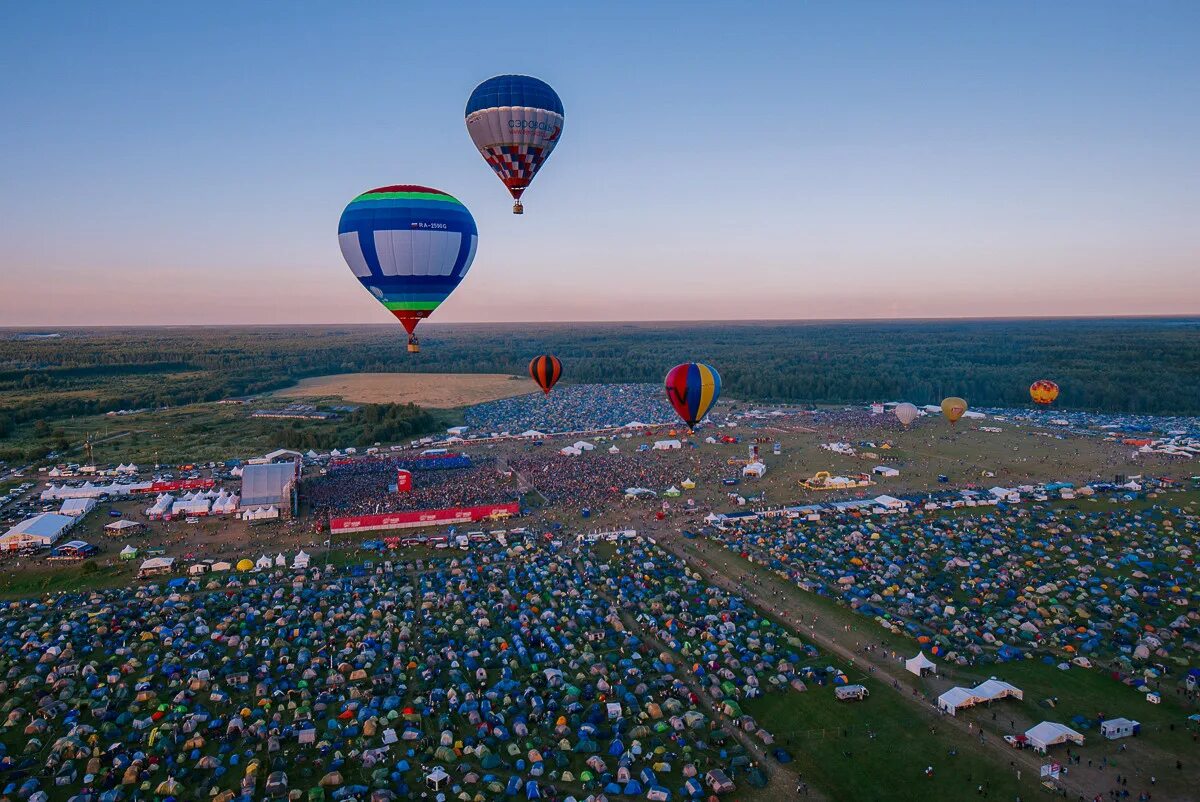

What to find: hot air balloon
left=894, top=403, right=919, bottom=427
left=338, top=185, right=478, bottom=353
left=466, top=75, right=564, bottom=214
left=941, top=397, right=968, bottom=425
left=529, top=355, right=562, bottom=395
left=1030, top=380, right=1060, bottom=406
left=664, top=363, right=721, bottom=429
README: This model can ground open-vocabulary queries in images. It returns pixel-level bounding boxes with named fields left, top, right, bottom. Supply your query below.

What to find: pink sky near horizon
left=3, top=4, right=1198, bottom=327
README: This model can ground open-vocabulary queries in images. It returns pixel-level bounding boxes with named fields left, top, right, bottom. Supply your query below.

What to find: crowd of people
left=0, top=533, right=833, bottom=802
left=304, top=459, right=518, bottom=517
left=508, top=450, right=730, bottom=510
left=303, top=442, right=748, bottom=520
left=710, top=481, right=1199, bottom=670
left=464, top=384, right=682, bottom=435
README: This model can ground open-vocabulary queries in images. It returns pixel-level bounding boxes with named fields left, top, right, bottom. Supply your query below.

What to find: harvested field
left=275, top=372, right=536, bottom=408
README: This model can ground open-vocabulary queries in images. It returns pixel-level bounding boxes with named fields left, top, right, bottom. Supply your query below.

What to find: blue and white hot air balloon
left=465, top=75, right=564, bottom=214
left=338, top=185, right=478, bottom=353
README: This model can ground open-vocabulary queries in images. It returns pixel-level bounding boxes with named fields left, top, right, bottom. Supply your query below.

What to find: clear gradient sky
left=2, top=1, right=1198, bottom=326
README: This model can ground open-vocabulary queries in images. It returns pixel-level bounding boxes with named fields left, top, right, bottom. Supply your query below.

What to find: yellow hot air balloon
left=941, top=396, right=968, bottom=424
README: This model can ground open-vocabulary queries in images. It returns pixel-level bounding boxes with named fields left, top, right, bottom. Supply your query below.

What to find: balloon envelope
left=664, top=363, right=721, bottom=428
left=894, top=403, right=919, bottom=427
left=941, top=397, right=968, bottom=424
left=529, top=355, right=563, bottom=395
left=338, top=186, right=478, bottom=337
left=1030, top=380, right=1060, bottom=405
left=466, top=75, right=564, bottom=210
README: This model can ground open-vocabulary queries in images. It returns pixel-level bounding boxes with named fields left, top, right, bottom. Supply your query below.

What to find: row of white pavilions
left=133, top=550, right=312, bottom=577
left=906, top=652, right=1140, bottom=751
left=144, top=490, right=279, bottom=521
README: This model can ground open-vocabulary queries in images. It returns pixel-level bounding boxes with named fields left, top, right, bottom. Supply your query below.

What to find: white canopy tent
left=937, top=679, right=1023, bottom=715
left=905, top=652, right=937, bottom=677
left=1025, top=722, right=1083, bottom=752
left=742, top=461, right=767, bottom=478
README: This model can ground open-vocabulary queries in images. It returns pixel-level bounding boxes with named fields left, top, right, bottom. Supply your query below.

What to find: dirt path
left=650, top=528, right=1108, bottom=801
left=655, top=529, right=1197, bottom=801
left=570, top=544, right=821, bottom=801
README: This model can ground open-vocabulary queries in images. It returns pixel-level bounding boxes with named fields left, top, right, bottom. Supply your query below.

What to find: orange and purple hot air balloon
left=664, top=363, right=721, bottom=429
left=1030, top=380, right=1060, bottom=406
left=528, top=355, right=562, bottom=395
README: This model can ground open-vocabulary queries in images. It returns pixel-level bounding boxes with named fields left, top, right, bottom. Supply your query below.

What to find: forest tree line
left=1, top=319, right=1197, bottom=442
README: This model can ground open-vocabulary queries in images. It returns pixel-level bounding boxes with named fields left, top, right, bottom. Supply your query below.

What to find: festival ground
left=3, top=401, right=1197, bottom=800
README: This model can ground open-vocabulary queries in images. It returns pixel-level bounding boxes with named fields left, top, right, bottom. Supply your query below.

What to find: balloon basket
left=512, top=201, right=524, bottom=215
left=407, top=343, right=420, bottom=354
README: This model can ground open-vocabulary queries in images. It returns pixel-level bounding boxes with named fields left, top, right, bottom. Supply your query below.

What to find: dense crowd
left=711, top=483, right=1200, bottom=671
left=0, top=534, right=833, bottom=801
left=464, top=384, right=682, bottom=435
left=304, top=459, right=518, bottom=516
left=304, top=444, right=751, bottom=519
left=508, top=451, right=730, bottom=511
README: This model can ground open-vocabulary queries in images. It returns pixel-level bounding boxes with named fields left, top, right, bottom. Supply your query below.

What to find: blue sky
left=2, top=1, right=1198, bottom=325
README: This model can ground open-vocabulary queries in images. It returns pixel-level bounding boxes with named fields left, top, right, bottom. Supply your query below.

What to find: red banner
left=137, top=479, right=215, bottom=494
left=396, top=469, right=412, bottom=493
left=330, top=502, right=519, bottom=533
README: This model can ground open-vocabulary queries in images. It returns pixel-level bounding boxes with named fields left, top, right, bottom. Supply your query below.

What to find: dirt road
left=651, top=528, right=1117, bottom=801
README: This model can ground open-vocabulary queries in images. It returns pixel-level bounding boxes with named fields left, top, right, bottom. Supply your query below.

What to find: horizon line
left=2, top=312, right=1200, bottom=330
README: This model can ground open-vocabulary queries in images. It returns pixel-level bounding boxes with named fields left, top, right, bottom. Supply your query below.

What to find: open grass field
left=275, top=371, right=536, bottom=408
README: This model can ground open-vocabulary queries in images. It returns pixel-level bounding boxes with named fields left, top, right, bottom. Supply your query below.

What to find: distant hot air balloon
left=338, top=185, right=478, bottom=353
left=941, top=397, right=968, bottom=425
left=894, top=403, right=919, bottom=427
left=1030, top=380, right=1060, bottom=406
left=529, top=355, right=563, bottom=395
left=466, top=75, right=564, bottom=214
left=665, top=363, right=722, bottom=429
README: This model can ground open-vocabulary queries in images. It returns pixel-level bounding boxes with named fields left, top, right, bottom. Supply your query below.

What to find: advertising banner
left=330, top=502, right=519, bottom=533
